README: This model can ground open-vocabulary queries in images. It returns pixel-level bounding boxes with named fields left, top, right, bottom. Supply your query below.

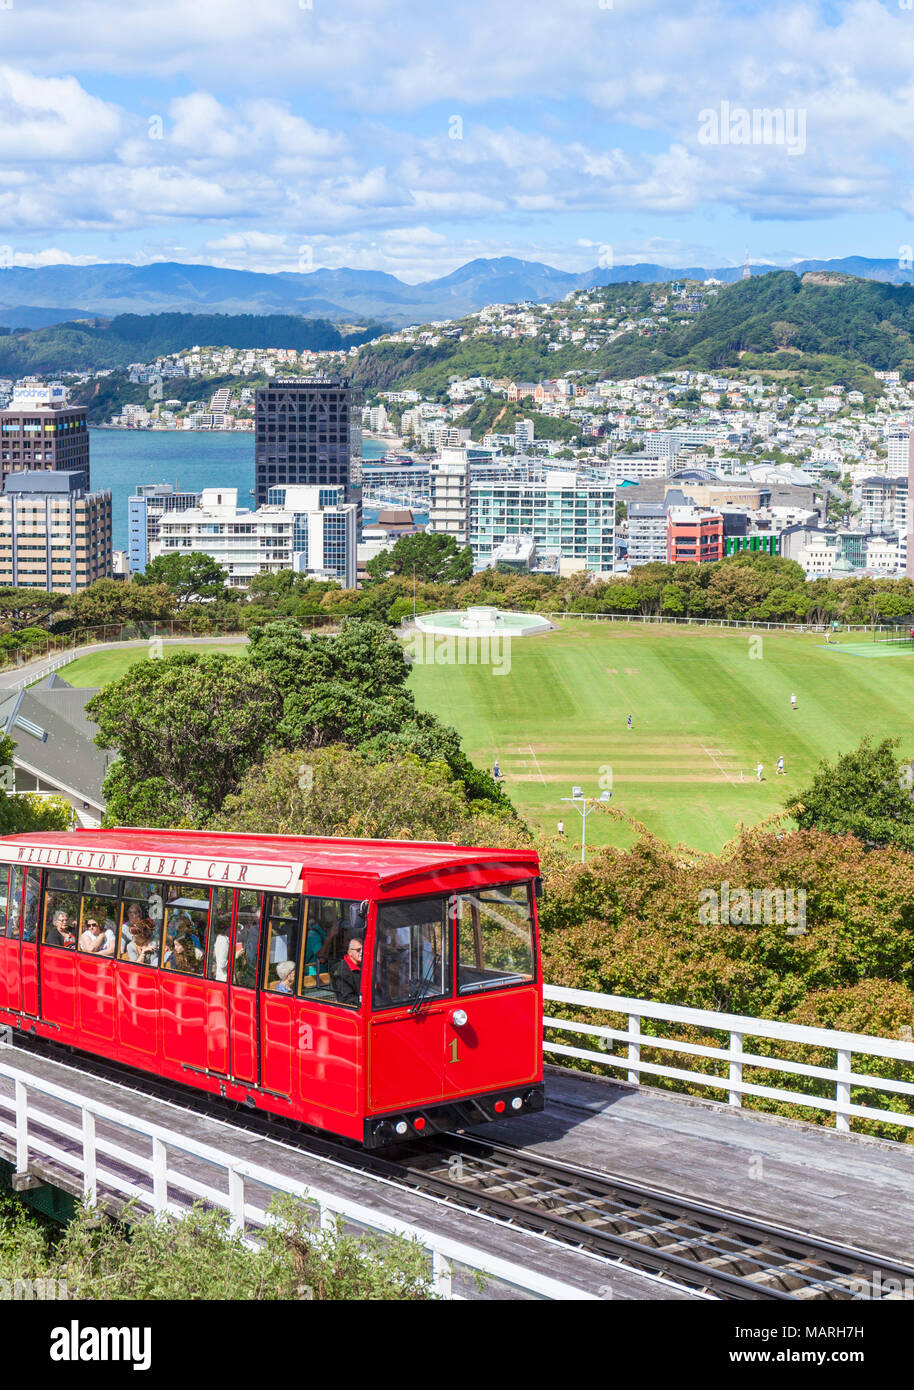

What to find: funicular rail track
left=9, top=1034, right=914, bottom=1302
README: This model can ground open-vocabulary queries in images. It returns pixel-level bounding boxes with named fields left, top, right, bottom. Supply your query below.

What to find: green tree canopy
left=365, top=533, right=473, bottom=584
left=135, top=552, right=228, bottom=605
left=787, top=737, right=914, bottom=851
left=87, top=652, right=283, bottom=826
left=215, top=745, right=528, bottom=845
left=63, top=579, right=176, bottom=627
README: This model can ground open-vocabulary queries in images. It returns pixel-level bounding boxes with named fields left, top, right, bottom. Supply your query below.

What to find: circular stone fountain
left=414, top=606, right=554, bottom=638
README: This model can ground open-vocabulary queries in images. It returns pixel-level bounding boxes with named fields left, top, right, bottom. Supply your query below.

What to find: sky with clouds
left=1, top=0, right=913, bottom=281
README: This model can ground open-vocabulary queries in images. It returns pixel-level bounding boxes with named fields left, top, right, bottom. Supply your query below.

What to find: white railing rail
left=0, top=1058, right=594, bottom=1301
left=541, top=613, right=897, bottom=634
left=543, top=984, right=914, bottom=1134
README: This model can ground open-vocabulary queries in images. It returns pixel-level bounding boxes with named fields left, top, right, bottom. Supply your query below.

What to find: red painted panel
left=260, top=992, right=295, bottom=1098
left=77, top=955, right=116, bottom=1044
left=230, top=988, right=257, bottom=1083
left=20, top=945, right=38, bottom=1018
left=161, top=974, right=209, bottom=1073
left=296, top=1003, right=362, bottom=1119
left=0, top=940, right=19, bottom=1014
left=443, top=985, right=541, bottom=1099
left=206, top=986, right=229, bottom=1074
left=40, top=947, right=77, bottom=1030
left=116, top=964, right=160, bottom=1057
left=368, top=1006, right=447, bottom=1111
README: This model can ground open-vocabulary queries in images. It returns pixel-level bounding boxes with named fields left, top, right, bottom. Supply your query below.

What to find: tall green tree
left=365, top=532, right=473, bottom=584
left=135, top=552, right=228, bottom=605
left=215, top=746, right=528, bottom=845
left=87, top=652, right=282, bottom=826
left=787, top=737, right=914, bottom=851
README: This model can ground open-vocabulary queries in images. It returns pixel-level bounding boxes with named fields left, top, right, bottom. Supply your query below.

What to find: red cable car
left=0, top=829, right=544, bottom=1145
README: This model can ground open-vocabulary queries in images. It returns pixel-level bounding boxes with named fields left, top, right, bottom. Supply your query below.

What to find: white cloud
left=1, top=1, right=914, bottom=269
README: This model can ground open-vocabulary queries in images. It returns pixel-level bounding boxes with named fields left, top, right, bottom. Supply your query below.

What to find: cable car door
left=228, top=889, right=263, bottom=1086
left=368, top=894, right=452, bottom=1112
left=0, top=866, right=21, bottom=1014
left=18, top=868, right=40, bottom=1019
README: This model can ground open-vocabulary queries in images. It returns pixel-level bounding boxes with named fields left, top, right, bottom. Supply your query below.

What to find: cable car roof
left=0, top=828, right=539, bottom=891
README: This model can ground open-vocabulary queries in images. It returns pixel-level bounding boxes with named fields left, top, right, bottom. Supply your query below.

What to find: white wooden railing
left=543, top=985, right=914, bottom=1134
left=0, top=1056, right=594, bottom=1301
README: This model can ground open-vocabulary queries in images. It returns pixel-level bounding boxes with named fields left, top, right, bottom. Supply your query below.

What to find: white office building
left=155, top=485, right=357, bottom=588
left=429, top=451, right=472, bottom=544
left=884, top=427, right=912, bottom=479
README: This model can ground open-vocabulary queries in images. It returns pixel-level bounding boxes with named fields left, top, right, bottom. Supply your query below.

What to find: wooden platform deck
left=0, top=1045, right=693, bottom=1301
left=479, top=1065, right=914, bottom=1263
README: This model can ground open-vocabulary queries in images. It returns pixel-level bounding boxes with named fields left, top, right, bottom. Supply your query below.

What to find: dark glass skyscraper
left=254, top=378, right=362, bottom=509
left=0, top=402, right=90, bottom=488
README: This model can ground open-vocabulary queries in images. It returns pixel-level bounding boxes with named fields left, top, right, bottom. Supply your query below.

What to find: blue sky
left=1, top=0, right=913, bottom=281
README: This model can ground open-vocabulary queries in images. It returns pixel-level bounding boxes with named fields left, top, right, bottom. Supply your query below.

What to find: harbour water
left=89, top=430, right=393, bottom=552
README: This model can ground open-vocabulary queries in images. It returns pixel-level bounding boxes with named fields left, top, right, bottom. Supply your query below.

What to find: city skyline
left=1, top=0, right=914, bottom=281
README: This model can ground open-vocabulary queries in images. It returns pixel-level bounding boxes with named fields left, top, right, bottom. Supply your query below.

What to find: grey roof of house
left=0, top=684, right=108, bottom=807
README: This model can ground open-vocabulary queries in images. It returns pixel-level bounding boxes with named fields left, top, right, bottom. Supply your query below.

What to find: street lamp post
left=560, top=787, right=612, bottom=864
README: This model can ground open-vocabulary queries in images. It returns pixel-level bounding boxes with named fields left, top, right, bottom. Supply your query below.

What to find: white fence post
left=836, top=1048, right=852, bottom=1133
left=228, top=1167, right=245, bottom=1233
left=151, top=1136, right=168, bottom=1211
left=728, top=1032, right=743, bottom=1107
left=82, top=1108, right=97, bottom=1206
left=627, top=1014, right=641, bottom=1084
left=14, top=1078, right=28, bottom=1175
left=432, top=1250, right=453, bottom=1297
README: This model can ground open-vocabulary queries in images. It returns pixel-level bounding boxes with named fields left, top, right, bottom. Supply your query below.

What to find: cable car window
left=78, top=898, right=117, bottom=956
left=81, top=873, right=118, bottom=898
left=373, top=896, right=451, bottom=1011
left=0, top=865, right=9, bottom=936
left=457, top=883, right=535, bottom=995
left=263, top=895, right=302, bottom=993
left=207, top=888, right=234, bottom=982
left=46, top=870, right=80, bottom=894
left=233, top=890, right=263, bottom=988
left=162, top=884, right=209, bottom=976
left=21, top=870, right=40, bottom=943
left=117, top=879, right=164, bottom=968
left=6, top=867, right=23, bottom=939
left=299, top=898, right=366, bottom=1004
left=43, top=882, right=79, bottom=949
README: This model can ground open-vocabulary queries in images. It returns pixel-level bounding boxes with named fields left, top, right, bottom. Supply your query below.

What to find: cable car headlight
left=511, top=1096, right=523, bottom=1111
left=395, top=1121, right=409, bottom=1136
left=451, top=1009, right=468, bottom=1028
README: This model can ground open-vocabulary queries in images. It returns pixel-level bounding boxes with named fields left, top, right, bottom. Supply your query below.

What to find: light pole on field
left=560, top=786, right=612, bottom=864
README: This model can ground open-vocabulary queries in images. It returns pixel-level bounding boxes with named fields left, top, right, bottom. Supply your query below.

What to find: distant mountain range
left=2, top=256, right=914, bottom=330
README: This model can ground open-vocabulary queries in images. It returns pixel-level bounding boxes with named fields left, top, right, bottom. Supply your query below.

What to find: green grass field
left=57, top=642, right=245, bottom=689
left=408, top=621, right=914, bottom=853
left=54, top=622, right=914, bottom=855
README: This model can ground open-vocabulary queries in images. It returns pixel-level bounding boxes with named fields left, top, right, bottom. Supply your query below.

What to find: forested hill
left=350, top=271, right=914, bottom=395
left=0, top=312, right=381, bottom=377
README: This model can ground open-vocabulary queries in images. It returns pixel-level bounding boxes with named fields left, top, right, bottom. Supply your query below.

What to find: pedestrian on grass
left=756, top=762, right=764, bottom=782
left=776, top=755, right=784, bottom=776
left=627, top=714, right=632, bottom=730
left=790, top=693, right=797, bottom=710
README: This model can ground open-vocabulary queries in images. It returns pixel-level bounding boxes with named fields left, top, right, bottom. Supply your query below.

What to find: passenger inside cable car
left=330, top=934, right=363, bottom=1004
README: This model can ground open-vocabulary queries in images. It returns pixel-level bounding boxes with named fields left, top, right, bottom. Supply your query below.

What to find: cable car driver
left=331, top=934, right=363, bottom=1005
